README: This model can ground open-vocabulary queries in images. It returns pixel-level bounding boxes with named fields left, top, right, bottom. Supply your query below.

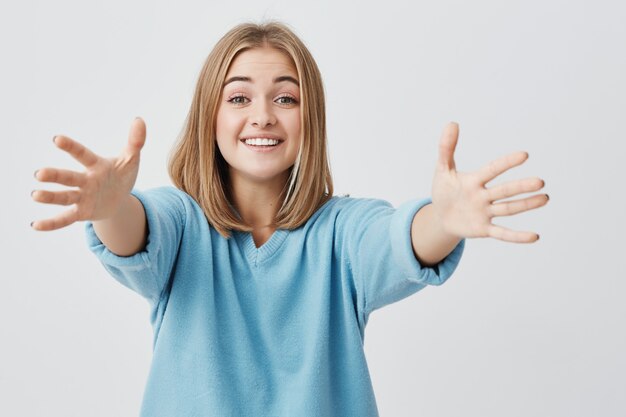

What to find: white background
left=3, top=0, right=625, bottom=416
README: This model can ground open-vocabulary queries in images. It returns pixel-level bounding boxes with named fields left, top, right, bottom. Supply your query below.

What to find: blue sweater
left=85, top=186, right=465, bottom=417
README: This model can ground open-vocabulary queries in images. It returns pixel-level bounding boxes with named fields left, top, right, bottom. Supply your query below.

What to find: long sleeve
left=338, top=197, right=465, bottom=324
left=84, top=186, right=187, bottom=306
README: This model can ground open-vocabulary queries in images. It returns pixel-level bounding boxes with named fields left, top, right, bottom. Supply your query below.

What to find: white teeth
left=244, top=138, right=280, bottom=146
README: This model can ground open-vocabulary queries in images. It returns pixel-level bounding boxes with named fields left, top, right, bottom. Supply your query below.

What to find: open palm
left=31, top=118, right=146, bottom=231
left=431, top=122, right=549, bottom=243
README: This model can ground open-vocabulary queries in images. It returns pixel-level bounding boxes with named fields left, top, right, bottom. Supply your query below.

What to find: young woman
left=32, top=21, right=549, bottom=417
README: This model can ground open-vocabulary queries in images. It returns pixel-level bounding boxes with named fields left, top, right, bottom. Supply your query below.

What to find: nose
left=250, top=100, right=277, bottom=128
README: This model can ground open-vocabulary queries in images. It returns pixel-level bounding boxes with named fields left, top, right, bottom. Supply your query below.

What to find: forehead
left=226, top=47, right=297, bottom=75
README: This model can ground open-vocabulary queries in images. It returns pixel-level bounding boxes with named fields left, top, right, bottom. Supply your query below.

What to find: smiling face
left=215, top=46, right=301, bottom=189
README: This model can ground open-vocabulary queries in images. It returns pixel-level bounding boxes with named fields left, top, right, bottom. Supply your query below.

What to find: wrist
left=429, top=202, right=463, bottom=241
left=411, top=203, right=463, bottom=267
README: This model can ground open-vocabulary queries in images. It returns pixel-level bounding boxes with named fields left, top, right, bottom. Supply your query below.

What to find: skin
left=32, top=120, right=148, bottom=256
left=31, top=47, right=549, bottom=263
left=215, top=46, right=302, bottom=247
left=411, top=122, right=549, bottom=266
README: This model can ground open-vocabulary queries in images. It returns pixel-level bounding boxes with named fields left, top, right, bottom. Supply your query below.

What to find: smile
left=242, top=137, right=281, bottom=145
left=240, top=138, right=284, bottom=152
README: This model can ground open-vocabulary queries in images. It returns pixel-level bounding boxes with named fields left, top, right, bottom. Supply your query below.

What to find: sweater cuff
left=390, top=198, right=465, bottom=286
left=84, top=188, right=161, bottom=271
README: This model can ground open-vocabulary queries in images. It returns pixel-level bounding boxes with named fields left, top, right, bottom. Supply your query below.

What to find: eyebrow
left=223, top=75, right=300, bottom=87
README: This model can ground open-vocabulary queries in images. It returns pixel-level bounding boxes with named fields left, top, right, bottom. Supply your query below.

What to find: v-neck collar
left=233, top=229, right=289, bottom=267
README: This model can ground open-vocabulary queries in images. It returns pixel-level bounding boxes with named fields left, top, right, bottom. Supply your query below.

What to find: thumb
left=125, top=116, right=147, bottom=156
left=437, top=121, right=459, bottom=172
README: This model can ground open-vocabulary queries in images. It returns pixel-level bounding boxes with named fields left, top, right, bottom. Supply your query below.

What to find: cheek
left=286, top=112, right=301, bottom=136
left=215, top=107, right=223, bottom=137
left=214, top=112, right=234, bottom=156
left=215, top=107, right=242, bottom=138
left=215, top=109, right=228, bottom=139
left=294, top=121, right=301, bottom=138
left=284, top=112, right=301, bottom=151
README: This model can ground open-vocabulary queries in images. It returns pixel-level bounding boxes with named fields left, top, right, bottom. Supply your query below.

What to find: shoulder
left=304, top=194, right=395, bottom=231
left=130, top=186, right=205, bottom=224
left=325, top=195, right=432, bottom=240
left=133, top=186, right=199, bottom=206
left=331, top=195, right=394, bottom=221
left=134, top=185, right=193, bottom=202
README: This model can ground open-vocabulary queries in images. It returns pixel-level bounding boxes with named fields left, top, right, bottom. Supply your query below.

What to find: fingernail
left=34, top=170, right=39, bottom=179
left=30, top=221, right=34, bottom=228
left=536, top=234, right=540, bottom=241
left=31, top=190, right=36, bottom=197
left=52, top=135, right=57, bottom=144
left=545, top=194, right=549, bottom=201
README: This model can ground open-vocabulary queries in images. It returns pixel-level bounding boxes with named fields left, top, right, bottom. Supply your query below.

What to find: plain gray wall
left=3, top=0, right=625, bottom=416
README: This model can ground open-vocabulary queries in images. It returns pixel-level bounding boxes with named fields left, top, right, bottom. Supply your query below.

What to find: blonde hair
left=167, top=21, right=333, bottom=238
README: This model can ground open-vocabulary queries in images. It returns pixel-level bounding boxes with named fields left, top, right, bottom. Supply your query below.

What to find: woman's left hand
left=431, top=122, right=549, bottom=243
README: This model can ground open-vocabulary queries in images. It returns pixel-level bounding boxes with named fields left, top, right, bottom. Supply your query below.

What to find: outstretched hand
left=431, top=122, right=549, bottom=243
left=31, top=117, right=147, bottom=231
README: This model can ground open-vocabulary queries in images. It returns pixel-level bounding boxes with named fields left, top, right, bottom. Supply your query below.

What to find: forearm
left=92, top=194, right=147, bottom=257
left=410, top=203, right=462, bottom=267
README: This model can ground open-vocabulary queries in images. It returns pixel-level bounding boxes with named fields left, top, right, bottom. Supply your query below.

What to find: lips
left=240, top=138, right=284, bottom=152
left=240, top=133, right=284, bottom=141
left=240, top=138, right=282, bottom=145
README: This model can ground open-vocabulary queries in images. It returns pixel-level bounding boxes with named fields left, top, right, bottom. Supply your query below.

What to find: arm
left=92, top=193, right=147, bottom=257
left=32, top=117, right=148, bottom=258
left=411, top=203, right=462, bottom=267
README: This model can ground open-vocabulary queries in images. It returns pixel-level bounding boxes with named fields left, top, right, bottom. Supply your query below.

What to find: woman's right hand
left=31, top=117, right=147, bottom=231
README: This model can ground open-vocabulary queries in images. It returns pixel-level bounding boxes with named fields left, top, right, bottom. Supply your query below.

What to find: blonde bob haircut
left=168, top=21, right=333, bottom=238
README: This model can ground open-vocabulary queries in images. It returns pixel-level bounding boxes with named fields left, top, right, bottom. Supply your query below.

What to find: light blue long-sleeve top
left=85, top=186, right=465, bottom=417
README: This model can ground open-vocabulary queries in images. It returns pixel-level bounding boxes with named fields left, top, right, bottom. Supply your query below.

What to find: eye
left=227, top=94, right=248, bottom=105
left=276, top=95, right=298, bottom=105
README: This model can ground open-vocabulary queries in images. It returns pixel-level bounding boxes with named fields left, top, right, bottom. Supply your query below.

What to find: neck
left=228, top=170, right=290, bottom=230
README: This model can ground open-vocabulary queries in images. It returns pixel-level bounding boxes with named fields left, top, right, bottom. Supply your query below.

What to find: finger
left=31, top=207, right=79, bottom=231
left=31, top=189, right=81, bottom=206
left=490, top=193, right=550, bottom=217
left=34, top=167, right=86, bottom=187
left=122, top=117, right=147, bottom=158
left=437, top=121, right=459, bottom=172
left=53, top=135, right=99, bottom=168
left=488, top=177, right=545, bottom=201
left=477, top=151, right=529, bottom=186
left=487, top=223, right=540, bottom=243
